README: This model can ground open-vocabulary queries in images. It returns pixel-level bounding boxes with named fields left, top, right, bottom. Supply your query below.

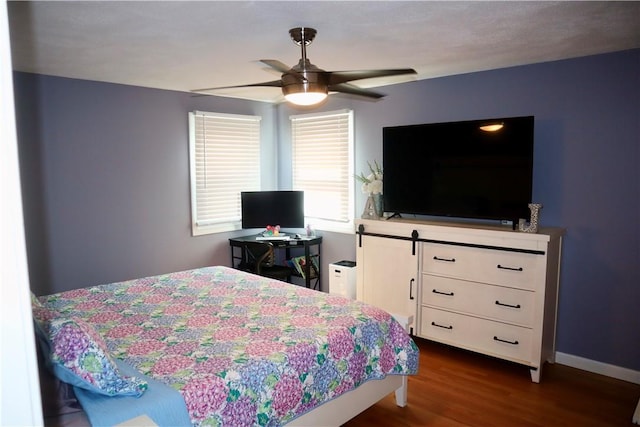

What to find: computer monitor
left=240, top=191, right=305, bottom=230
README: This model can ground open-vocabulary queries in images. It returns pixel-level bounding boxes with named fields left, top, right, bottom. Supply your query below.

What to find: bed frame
left=288, top=375, right=407, bottom=426
left=52, top=376, right=408, bottom=427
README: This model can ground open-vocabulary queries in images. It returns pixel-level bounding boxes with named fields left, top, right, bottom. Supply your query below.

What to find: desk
left=229, top=235, right=322, bottom=290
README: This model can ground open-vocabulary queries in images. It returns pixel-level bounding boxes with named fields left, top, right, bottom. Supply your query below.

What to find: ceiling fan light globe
left=283, top=81, right=328, bottom=106
left=284, top=92, right=328, bottom=106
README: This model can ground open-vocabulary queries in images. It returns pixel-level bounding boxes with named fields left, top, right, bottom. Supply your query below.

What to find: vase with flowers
left=356, top=160, right=383, bottom=219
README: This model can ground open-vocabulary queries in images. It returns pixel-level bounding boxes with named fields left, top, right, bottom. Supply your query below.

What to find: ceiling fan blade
left=329, top=83, right=385, bottom=100
left=191, top=80, right=283, bottom=93
left=260, top=59, right=293, bottom=74
left=261, top=59, right=309, bottom=83
left=328, top=68, right=416, bottom=85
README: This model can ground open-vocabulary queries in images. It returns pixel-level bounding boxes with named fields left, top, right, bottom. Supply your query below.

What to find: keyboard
left=256, top=235, right=291, bottom=241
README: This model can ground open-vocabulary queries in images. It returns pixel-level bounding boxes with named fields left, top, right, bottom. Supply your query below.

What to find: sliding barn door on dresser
left=355, top=218, right=564, bottom=383
left=355, top=232, right=418, bottom=332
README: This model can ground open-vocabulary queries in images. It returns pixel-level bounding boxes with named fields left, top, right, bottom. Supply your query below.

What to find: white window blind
left=189, top=111, right=261, bottom=235
left=291, top=109, right=354, bottom=233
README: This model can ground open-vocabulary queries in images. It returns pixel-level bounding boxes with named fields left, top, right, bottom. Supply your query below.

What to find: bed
left=32, top=266, right=419, bottom=426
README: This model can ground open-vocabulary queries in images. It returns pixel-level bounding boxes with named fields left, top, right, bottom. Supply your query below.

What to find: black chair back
left=238, top=241, right=291, bottom=281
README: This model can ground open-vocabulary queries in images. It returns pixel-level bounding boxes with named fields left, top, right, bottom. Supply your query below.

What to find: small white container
left=328, top=260, right=356, bottom=299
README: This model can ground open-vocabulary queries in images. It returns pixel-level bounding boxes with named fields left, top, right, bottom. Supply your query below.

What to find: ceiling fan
left=192, top=27, right=417, bottom=106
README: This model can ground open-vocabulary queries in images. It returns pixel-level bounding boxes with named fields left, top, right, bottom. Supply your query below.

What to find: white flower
left=355, top=161, right=383, bottom=195
left=368, top=177, right=383, bottom=195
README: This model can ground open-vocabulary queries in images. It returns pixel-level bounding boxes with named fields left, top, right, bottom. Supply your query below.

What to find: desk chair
left=240, top=241, right=292, bottom=282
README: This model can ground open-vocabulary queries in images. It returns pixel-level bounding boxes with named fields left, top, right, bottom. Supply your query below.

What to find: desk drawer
left=422, top=275, right=534, bottom=327
left=420, top=307, right=533, bottom=365
left=422, top=243, right=542, bottom=290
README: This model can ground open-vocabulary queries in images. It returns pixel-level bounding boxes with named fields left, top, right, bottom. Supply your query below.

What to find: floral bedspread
left=40, top=266, right=419, bottom=426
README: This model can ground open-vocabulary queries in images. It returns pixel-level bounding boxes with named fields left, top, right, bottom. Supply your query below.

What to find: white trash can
left=328, top=260, right=356, bottom=299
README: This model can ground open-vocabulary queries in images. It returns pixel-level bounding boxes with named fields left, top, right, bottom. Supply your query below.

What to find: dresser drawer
left=420, top=307, right=534, bottom=365
left=422, top=243, right=543, bottom=290
left=422, top=275, right=535, bottom=327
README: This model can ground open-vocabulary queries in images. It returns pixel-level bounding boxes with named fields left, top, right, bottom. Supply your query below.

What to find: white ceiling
left=8, top=1, right=640, bottom=103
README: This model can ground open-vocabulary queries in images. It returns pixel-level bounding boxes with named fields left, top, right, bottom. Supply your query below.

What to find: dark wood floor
left=344, top=337, right=640, bottom=427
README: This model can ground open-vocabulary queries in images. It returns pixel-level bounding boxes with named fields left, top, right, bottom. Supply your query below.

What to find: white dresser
left=355, top=218, right=564, bottom=382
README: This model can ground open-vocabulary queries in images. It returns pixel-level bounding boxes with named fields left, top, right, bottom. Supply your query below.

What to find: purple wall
left=14, top=49, right=639, bottom=372
left=14, top=74, right=277, bottom=295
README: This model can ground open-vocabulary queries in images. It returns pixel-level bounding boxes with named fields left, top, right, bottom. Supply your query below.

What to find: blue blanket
left=73, top=359, right=191, bottom=426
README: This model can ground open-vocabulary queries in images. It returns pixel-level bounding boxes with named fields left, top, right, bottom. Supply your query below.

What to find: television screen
left=241, top=191, right=305, bottom=229
left=383, top=116, right=534, bottom=223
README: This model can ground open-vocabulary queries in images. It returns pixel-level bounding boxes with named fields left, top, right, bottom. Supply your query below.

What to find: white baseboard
left=555, top=352, right=640, bottom=385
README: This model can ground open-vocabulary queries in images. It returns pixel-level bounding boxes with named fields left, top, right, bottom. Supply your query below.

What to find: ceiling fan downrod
left=289, top=27, right=316, bottom=65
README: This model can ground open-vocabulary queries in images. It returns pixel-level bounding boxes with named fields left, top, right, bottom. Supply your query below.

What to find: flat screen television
left=241, top=191, right=305, bottom=229
left=382, top=116, right=534, bottom=224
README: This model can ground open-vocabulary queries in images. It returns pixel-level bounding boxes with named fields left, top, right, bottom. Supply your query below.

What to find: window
left=189, top=111, right=261, bottom=236
left=291, top=109, right=354, bottom=234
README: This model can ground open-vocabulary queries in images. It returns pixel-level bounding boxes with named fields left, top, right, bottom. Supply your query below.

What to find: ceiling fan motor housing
left=282, top=59, right=329, bottom=96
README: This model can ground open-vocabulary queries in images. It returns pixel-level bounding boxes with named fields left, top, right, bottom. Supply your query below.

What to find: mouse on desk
left=294, top=234, right=301, bottom=239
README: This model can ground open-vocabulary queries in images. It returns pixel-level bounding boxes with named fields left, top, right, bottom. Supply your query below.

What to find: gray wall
left=14, top=49, right=639, bottom=372
left=15, top=74, right=278, bottom=293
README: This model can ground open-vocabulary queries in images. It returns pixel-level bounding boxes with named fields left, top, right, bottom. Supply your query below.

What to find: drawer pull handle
left=433, top=289, right=454, bottom=296
left=495, top=300, right=521, bottom=309
left=431, top=321, right=453, bottom=330
left=409, top=278, right=415, bottom=300
left=434, top=256, right=456, bottom=262
left=497, top=264, right=523, bottom=272
left=494, top=336, right=519, bottom=345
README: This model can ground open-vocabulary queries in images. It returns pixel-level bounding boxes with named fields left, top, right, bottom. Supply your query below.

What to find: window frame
left=290, top=109, right=355, bottom=234
left=188, top=110, right=261, bottom=236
